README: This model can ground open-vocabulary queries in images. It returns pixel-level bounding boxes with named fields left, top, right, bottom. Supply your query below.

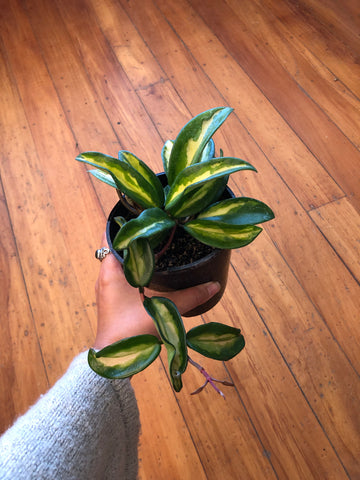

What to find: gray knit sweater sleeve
left=0, top=351, right=140, bottom=480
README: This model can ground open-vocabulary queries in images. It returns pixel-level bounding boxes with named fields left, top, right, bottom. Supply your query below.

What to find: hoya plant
left=76, top=107, right=274, bottom=396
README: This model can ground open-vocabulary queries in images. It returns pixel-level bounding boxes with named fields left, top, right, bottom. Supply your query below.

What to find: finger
left=162, top=281, right=221, bottom=315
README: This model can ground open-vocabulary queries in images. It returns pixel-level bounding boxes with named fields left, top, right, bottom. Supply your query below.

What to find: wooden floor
left=1, top=0, right=359, bottom=478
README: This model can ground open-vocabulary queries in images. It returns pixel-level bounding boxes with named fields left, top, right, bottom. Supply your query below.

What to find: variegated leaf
left=161, top=140, right=174, bottom=176
left=186, top=322, right=245, bottom=361
left=197, top=197, right=275, bottom=225
left=89, top=169, right=117, bottom=188
left=88, top=335, right=162, bottom=379
left=114, top=216, right=127, bottom=228
left=167, top=107, right=233, bottom=185
left=76, top=152, right=162, bottom=208
left=167, top=176, right=228, bottom=218
left=165, top=157, right=256, bottom=214
left=199, top=138, right=215, bottom=162
left=123, top=237, right=154, bottom=288
left=143, top=296, right=187, bottom=392
left=118, top=150, right=164, bottom=206
left=183, top=220, right=262, bottom=249
left=113, top=208, right=175, bottom=250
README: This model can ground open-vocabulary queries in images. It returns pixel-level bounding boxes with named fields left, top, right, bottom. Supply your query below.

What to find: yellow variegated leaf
left=197, top=197, right=275, bottom=225
left=119, top=150, right=164, bottom=206
left=143, top=296, right=187, bottom=392
left=167, top=107, right=233, bottom=184
left=76, top=152, right=161, bottom=208
left=88, top=335, right=162, bottom=379
left=123, top=237, right=154, bottom=288
left=113, top=208, right=175, bottom=250
left=165, top=157, right=256, bottom=214
left=89, top=169, right=117, bottom=188
left=167, top=177, right=228, bottom=218
left=183, top=220, right=262, bottom=249
left=161, top=140, right=174, bottom=176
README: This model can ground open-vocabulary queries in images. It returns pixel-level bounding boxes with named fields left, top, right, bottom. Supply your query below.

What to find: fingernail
left=206, top=281, right=221, bottom=296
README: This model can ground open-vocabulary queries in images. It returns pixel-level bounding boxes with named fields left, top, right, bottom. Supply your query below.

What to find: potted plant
left=76, top=107, right=274, bottom=396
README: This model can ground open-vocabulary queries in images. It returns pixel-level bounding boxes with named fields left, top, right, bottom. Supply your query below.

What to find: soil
left=155, top=227, right=215, bottom=271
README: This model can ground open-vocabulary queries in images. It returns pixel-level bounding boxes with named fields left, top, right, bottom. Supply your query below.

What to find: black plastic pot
left=106, top=174, right=233, bottom=317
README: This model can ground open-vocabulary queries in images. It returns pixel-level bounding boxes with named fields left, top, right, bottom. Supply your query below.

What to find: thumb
left=164, top=281, right=221, bottom=315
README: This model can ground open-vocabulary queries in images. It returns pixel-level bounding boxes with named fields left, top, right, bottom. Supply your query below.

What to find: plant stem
left=139, top=287, right=145, bottom=303
left=118, top=192, right=142, bottom=216
left=188, top=356, right=234, bottom=398
left=155, top=224, right=177, bottom=261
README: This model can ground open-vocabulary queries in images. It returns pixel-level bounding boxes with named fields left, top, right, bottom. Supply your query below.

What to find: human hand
left=93, top=234, right=220, bottom=349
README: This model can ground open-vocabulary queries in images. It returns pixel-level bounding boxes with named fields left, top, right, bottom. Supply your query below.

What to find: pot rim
left=106, top=172, right=235, bottom=275
left=106, top=213, right=225, bottom=275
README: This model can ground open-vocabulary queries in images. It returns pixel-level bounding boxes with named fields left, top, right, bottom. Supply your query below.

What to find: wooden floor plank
left=188, top=0, right=360, bottom=211
left=0, top=0, right=96, bottom=382
left=131, top=362, right=208, bottom=480
left=261, top=0, right=360, bottom=99
left=205, top=269, right=352, bottom=479
left=23, top=0, right=125, bottom=216
left=230, top=234, right=359, bottom=477
left=0, top=176, right=48, bottom=434
left=154, top=316, right=279, bottom=479
left=230, top=0, right=360, bottom=149
left=54, top=0, right=164, bottom=174
left=296, top=0, right=360, bottom=48
left=309, top=198, right=360, bottom=282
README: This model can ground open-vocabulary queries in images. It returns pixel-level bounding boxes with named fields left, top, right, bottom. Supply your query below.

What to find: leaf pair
left=89, top=316, right=245, bottom=393
left=183, top=197, right=275, bottom=249
left=76, top=150, right=164, bottom=209
left=165, top=106, right=233, bottom=184
left=161, top=107, right=257, bottom=217
left=164, top=157, right=255, bottom=217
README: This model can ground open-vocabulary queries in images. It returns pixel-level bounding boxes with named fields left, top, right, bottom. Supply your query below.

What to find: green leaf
left=199, top=138, right=215, bottom=162
left=197, top=197, right=275, bottom=225
left=167, top=107, right=233, bottom=185
left=165, top=157, right=256, bottom=214
left=114, top=216, right=127, bottom=228
left=76, top=152, right=162, bottom=208
left=183, top=220, right=262, bottom=249
left=88, top=335, right=162, bottom=379
left=123, top=237, right=154, bottom=287
left=143, top=296, right=187, bottom=392
left=186, top=322, right=245, bottom=361
left=161, top=140, right=174, bottom=176
left=113, top=208, right=175, bottom=250
left=168, top=176, right=228, bottom=218
left=118, top=150, right=164, bottom=206
left=89, top=169, right=117, bottom=188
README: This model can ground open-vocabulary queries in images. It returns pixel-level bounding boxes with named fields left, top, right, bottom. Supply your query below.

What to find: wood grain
left=309, top=198, right=360, bottom=282
left=1, top=0, right=359, bottom=478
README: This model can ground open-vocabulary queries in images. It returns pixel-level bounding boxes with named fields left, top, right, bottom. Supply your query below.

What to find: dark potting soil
left=155, top=228, right=215, bottom=271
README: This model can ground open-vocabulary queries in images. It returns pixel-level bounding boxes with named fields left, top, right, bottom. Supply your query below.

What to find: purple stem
left=188, top=356, right=234, bottom=398
left=155, top=224, right=177, bottom=261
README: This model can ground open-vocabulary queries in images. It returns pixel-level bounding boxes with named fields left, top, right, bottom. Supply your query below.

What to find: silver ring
left=95, top=247, right=111, bottom=261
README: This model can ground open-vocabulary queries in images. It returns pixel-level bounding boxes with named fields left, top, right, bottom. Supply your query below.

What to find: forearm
left=0, top=352, right=140, bottom=480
